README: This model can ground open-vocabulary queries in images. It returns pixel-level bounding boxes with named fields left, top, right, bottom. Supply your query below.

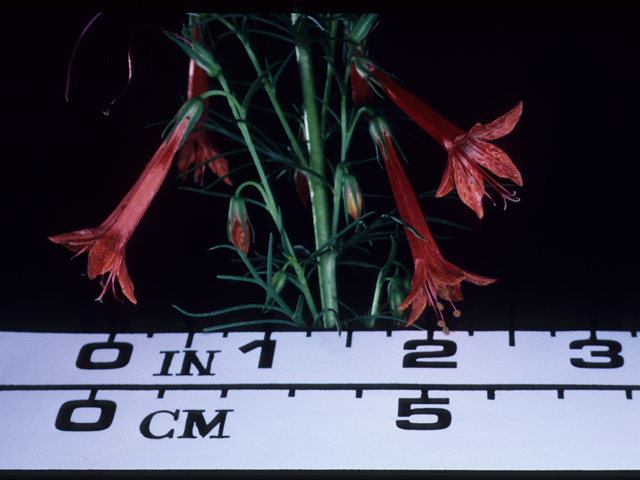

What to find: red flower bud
left=227, top=196, right=251, bottom=255
left=342, top=172, right=363, bottom=221
left=293, top=169, right=310, bottom=206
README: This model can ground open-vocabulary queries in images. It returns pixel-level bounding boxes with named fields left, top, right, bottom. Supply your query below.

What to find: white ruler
left=0, top=330, right=638, bottom=470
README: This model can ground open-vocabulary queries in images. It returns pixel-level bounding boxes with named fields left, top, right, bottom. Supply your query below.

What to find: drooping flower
left=177, top=130, right=232, bottom=186
left=177, top=24, right=231, bottom=187
left=227, top=195, right=251, bottom=255
left=48, top=98, right=204, bottom=303
left=356, top=58, right=523, bottom=219
left=369, top=117, right=496, bottom=330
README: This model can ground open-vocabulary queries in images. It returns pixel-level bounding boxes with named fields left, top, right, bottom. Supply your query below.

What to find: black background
left=2, top=13, right=638, bottom=334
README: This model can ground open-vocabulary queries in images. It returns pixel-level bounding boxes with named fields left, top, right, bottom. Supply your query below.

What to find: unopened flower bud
left=227, top=196, right=251, bottom=255
left=166, top=32, right=221, bottom=79
left=401, top=276, right=412, bottom=295
left=271, top=269, right=287, bottom=294
left=342, top=172, right=363, bottom=221
left=293, top=169, right=310, bottom=206
left=387, top=277, right=406, bottom=319
left=190, top=41, right=222, bottom=78
left=348, top=14, right=379, bottom=46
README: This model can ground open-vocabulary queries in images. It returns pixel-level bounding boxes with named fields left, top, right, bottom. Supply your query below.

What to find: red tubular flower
left=369, top=117, right=496, bottom=330
left=177, top=25, right=232, bottom=187
left=356, top=58, right=523, bottom=219
left=48, top=99, right=204, bottom=303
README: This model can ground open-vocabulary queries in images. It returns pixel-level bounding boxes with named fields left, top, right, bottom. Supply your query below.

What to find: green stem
left=216, top=75, right=319, bottom=321
left=294, top=17, right=338, bottom=328
left=216, top=16, right=309, bottom=170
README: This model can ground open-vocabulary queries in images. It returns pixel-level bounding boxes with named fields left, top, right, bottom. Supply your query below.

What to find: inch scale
left=0, top=330, right=638, bottom=470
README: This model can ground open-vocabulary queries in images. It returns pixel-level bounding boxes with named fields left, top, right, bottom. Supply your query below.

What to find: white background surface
left=1, top=331, right=638, bottom=469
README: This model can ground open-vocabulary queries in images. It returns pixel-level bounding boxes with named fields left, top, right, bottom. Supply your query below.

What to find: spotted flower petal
left=357, top=57, right=523, bottom=218
left=49, top=99, right=204, bottom=303
left=369, top=117, right=495, bottom=330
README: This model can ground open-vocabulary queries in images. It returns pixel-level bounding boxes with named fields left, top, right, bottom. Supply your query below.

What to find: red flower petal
left=370, top=118, right=495, bottom=329
left=48, top=100, right=202, bottom=303
left=357, top=58, right=523, bottom=219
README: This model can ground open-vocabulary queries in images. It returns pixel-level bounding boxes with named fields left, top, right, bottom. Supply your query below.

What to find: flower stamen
left=456, top=145, right=521, bottom=211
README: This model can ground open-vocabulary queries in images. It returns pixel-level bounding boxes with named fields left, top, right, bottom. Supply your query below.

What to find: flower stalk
left=52, top=13, right=524, bottom=334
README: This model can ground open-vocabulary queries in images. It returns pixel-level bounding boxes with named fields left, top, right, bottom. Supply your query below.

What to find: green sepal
left=165, top=31, right=221, bottom=78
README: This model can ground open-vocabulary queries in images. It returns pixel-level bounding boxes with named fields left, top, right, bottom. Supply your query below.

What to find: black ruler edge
left=1, top=383, right=638, bottom=393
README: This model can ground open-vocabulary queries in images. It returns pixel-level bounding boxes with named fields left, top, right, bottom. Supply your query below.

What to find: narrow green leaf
left=369, top=235, right=397, bottom=325
left=172, top=303, right=290, bottom=318
left=242, top=61, right=283, bottom=111
left=291, top=295, right=307, bottom=329
left=380, top=214, right=426, bottom=241
left=203, top=319, right=300, bottom=332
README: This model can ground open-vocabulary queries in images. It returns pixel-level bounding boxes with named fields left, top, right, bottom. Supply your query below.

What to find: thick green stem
left=294, top=19, right=338, bottom=328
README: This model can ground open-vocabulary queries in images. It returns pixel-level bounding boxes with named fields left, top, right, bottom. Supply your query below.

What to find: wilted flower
left=177, top=24, right=231, bottom=186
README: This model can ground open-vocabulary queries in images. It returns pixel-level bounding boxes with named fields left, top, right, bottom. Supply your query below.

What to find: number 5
left=396, top=391, right=451, bottom=430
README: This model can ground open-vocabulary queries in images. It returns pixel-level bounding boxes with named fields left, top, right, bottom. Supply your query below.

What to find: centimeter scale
left=0, top=329, right=638, bottom=470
